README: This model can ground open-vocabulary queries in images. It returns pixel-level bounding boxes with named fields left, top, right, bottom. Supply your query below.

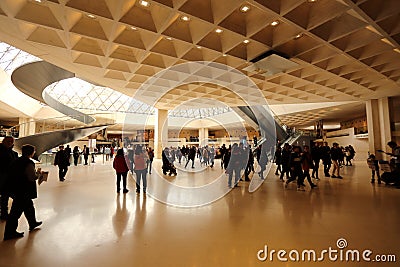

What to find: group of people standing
left=113, top=145, right=154, bottom=194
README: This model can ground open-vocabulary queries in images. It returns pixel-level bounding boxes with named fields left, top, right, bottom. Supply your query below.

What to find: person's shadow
left=112, top=194, right=130, bottom=239
left=132, top=195, right=147, bottom=236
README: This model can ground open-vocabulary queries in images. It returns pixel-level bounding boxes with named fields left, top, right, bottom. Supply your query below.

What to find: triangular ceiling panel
left=104, top=70, right=126, bottom=80
left=226, top=43, right=247, bottom=60
left=27, top=27, right=66, bottom=48
left=15, top=2, right=62, bottom=29
left=150, top=38, right=177, bottom=57
left=66, top=0, right=113, bottom=19
left=218, top=9, right=246, bottom=36
left=107, top=59, right=131, bottom=72
left=250, top=26, right=273, bottom=47
left=152, top=0, right=174, bottom=8
left=182, top=47, right=204, bottom=61
left=109, top=46, right=137, bottom=62
left=179, top=0, right=214, bottom=23
left=114, top=28, right=146, bottom=49
left=72, top=37, right=105, bottom=56
left=162, top=17, right=193, bottom=43
left=197, top=32, right=223, bottom=52
left=70, top=15, right=108, bottom=41
left=120, top=5, right=157, bottom=33
left=141, top=54, right=166, bottom=68
left=74, top=54, right=102, bottom=67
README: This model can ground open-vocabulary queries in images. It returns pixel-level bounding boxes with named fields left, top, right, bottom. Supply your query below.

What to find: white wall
left=325, top=128, right=369, bottom=160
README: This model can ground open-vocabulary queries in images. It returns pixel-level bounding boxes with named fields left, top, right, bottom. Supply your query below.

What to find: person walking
left=65, top=145, right=72, bottom=165
left=321, top=142, right=331, bottom=177
left=311, top=143, right=321, bottom=180
left=285, top=146, right=305, bottom=191
left=279, top=143, right=291, bottom=181
left=185, top=146, right=196, bottom=169
left=134, top=146, right=148, bottom=194
left=274, top=146, right=282, bottom=176
left=54, top=145, right=70, bottom=182
left=301, top=145, right=317, bottom=189
left=227, top=143, right=243, bottom=188
left=147, top=147, right=154, bottom=174
left=3, top=144, right=42, bottom=240
left=0, top=136, right=18, bottom=220
left=331, top=143, right=343, bottom=179
left=72, top=146, right=80, bottom=166
left=113, top=149, right=130, bottom=194
left=83, top=145, right=90, bottom=165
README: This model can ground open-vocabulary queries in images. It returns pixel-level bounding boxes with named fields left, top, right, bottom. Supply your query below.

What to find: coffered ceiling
left=0, top=0, right=399, bottom=127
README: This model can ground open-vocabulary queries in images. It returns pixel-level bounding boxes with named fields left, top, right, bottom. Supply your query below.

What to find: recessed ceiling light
left=86, top=14, right=96, bottom=19
left=139, top=0, right=150, bottom=7
left=215, top=28, right=223, bottom=33
left=240, top=5, right=250, bottom=12
left=197, top=46, right=202, bottom=49
left=271, top=20, right=279, bottom=26
left=181, top=15, right=190, bottom=22
left=222, top=54, right=227, bottom=57
left=165, top=37, right=173, bottom=41
left=243, top=39, right=250, bottom=44
left=309, top=0, right=317, bottom=2
left=295, top=33, right=303, bottom=39
left=34, top=0, right=42, bottom=3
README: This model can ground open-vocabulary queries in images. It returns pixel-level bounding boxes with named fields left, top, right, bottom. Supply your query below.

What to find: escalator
left=14, top=124, right=111, bottom=156
left=233, top=105, right=289, bottom=145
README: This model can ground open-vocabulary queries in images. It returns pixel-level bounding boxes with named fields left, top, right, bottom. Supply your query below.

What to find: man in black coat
left=4, top=144, right=42, bottom=240
left=0, top=136, right=18, bottom=220
left=184, top=146, right=196, bottom=169
left=54, top=145, right=70, bottom=182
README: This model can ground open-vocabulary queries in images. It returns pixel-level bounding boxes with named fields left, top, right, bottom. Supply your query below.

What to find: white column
left=366, top=98, right=391, bottom=160
left=154, top=109, right=168, bottom=159
left=378, top=97, right=391, bottom=158
left=198, top=128, right=209, bottom=147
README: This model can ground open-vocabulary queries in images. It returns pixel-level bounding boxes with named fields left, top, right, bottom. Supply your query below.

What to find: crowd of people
left=273, top=142, right=357, bottom=190
left=2, top=134, right=399, bottom=241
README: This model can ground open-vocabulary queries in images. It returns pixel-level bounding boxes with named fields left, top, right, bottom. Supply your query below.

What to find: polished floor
left=0, top=157, right=399, bottom=267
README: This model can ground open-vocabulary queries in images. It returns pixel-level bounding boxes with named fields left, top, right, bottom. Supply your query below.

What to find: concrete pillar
left=154, top=109, right=168, bottom=159
left=378, top=97, right=391, bottom=157
left=198, top=128, right=208, bottom=147
left=366, top=98, right=391, bottom=160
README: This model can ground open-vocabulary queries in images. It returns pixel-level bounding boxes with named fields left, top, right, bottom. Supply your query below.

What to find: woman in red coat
left=113, top=149, right=130, bottom=193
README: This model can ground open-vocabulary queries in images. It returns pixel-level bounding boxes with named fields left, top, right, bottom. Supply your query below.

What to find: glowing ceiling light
left=295, top=33, right=303, bottom=39
left=215, top=28, right=223, bottom=33
left=165, top=37, right=173, bottom=41
left=197, top=46, right=202, bottom=49
left=130, top=26, right=137, bottom=30
left=240, top=5, right=250, bottom=12
left=140, top=0, right=150, bottom=7
left=181, top=15, right=190, bottom=22
left=243, top=39, right=250, bottom=44
left=86, top=14, right=96, bottom=19
left=271, top=20, right=279, bottom=26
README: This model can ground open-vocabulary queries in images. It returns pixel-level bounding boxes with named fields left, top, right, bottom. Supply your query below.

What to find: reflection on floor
left=0, top=159, right=399, bottom=267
